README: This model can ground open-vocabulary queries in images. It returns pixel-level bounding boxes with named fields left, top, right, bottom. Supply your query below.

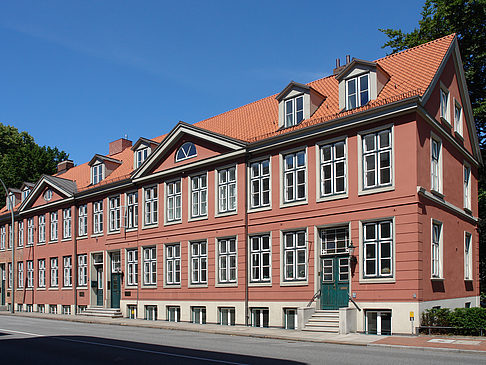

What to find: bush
left=420, top=307, right=486, bottom=335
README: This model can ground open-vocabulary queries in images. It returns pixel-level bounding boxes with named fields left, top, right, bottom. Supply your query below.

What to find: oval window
left=44, top=189, right=53, bottom=201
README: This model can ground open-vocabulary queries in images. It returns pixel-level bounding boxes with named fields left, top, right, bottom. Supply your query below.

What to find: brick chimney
left=109, top=138, right=132, bottom=155
left=57, top=160, right=75, bottom=173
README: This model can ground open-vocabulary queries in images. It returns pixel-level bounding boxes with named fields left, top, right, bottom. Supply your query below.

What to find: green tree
left=0, top=123, right=69, bottom=207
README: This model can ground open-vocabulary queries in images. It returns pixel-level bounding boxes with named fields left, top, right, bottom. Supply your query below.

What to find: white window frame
left=18, top=261, right=24, bottom=288
left=175, top=142, right=197, bottom=162
left=143, top=246, right=157, bottom=286
left=191, top=306, right=206, bottom=324
left=38, top=259, right=46, bottom=288
left=190, top=241, right=207, bottom=285
left=440, top=85, right=450, bottom=124
left=167, top=306, right=180, bottom=322
left=284, top=308, right=298, bottom=330
left=135, top=147, right=149, bottom=168
left=281, top=149, right=307, bottom=204
left=91, top=163, right=104, bottom=185
left=217, top=166, right=237, bottom=214
left=50, top=257, right=58, bottom=287
left=431, top=134, right=443, bottom=194
left=360, top=127, right=393, bottom=192
left=63, top=256, right=72, bottom=287
left=217, top=237, right=237, bottom=284
left=190, top=173, right=208, bottom=219
left=8, top=262, right=12, bottom=288
left=126, top=248, right=138, bottom=286
left=284, top=95, right=304, bottom=127
left=166, top=180, right=182, bottom=223
left=464, top=232, right=473, bottom=280
left=125, top=191, right=138, bottom=229
left=318, top=138, right=347, bottom=198
left=0, top=226, right=5, bottom=250
left=464, top=163, right=471, bottom=211
left=282, top=230, right=307, bottom=282
left=63, top=208, right=71, bottom=239
left=143, top=186, right=158, bottom=226
left=249, top=234, right=271, bottom=283
left=38, top=215, right=46, bottom=243
left=346, top=73, right=369, bottom=110
left=78, top=205, right=88, bottom=237
left=251, top=307, right=269, bottom=328
left=18, top=221, right=24, bottom=247
left=77, top=254, right=88, bottom=287
left=454, top=99, right=463, bottom=136
left=93, top=200, right=103, bottom=235
left=361, top=220, right=394, bottom=280
left=219, top=307, right=236, bottom=326
left=165, top=243, right=181, bottom=286
left=249, top=158, right=271, bottom=210
left=109, top=196, right=121, bottom=232
left=50, top=211, right=58, bottom=242
left=27, top=260, right=34, bottom=288
left=431, top=220, right=443, bottom=279
left=27, top=217, right=34, bottom=245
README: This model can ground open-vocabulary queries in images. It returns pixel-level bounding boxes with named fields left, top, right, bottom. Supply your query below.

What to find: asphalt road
left=0, top=316, right=484, bottom=364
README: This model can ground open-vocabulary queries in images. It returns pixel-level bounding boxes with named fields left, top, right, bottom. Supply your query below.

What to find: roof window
left=346, top=74, right=369, bottom=110
left=176, top=142, right=197, bottom=162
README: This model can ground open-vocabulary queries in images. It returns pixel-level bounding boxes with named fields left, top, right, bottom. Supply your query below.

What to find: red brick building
left=0, top=34, right=480, bottom=334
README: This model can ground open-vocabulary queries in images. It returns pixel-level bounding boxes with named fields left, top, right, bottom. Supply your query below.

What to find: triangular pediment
left=19, top=175, right=77, bottom=212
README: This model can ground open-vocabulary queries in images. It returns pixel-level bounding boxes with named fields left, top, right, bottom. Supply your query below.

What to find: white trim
left=188, top=171, right=208, bottom=221
left=439, top=82, right=451, bottom=127
left=214, top=163, right=238, bottom=217
left=464, top=231, right=473, bottom=281
left=248, top=231, right=272, bottom=286
left=279, top=146, right=308, bottom=207
left=279, top=227, right=309, bottom=286
left=164, top=179, right=182, bottom=225
left=142, top=185, right=159, bottom=228
left=247, top=156, right=272, bottom=212
left=215, top=235, right=238, bottom=287
left=430, top=219, right=443, bottom=279
left=430, top=131, right=443, bottom=195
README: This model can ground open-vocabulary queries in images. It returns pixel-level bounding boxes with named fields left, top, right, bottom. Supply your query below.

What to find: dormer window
left=136, top=147, right=149, bottom=168
left=176, top=142, right=197, bottom=162
left=7, top=193, right=15, bottom=210
left=285, top=95, right=304, bottom=127
left=346, top=74, right=369, bottom=110
left=92, top=163, right=104, bottom=185
left=22, top=189, right=30, bottom=201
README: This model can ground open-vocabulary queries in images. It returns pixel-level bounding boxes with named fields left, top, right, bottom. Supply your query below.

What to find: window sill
left=76, top=286, right=88, bottom=290
left=430, top=189, right=444, bottom=199
left=48, top=240, right=58, bottom=244
left=141, top=285, right=157, bottom=289
left=61, top=238, right=71, bottom=242
left=215, top=282, right=238, bottom=288
left=430, top=277, right=444, bottom=281
left=37, top=242, right=46, bottom=246
left=124, top=227, right=138, bottom=233
left=164, top=220, right=182, bottom=227
left=125, top=285, right=138, bottom=289
left=107, top=230, right=121, bottom=236
left=280, top=199, right=308, bottom=209
left=247, top=206, right=272, bottom=214
left=76, top=235, right=88, bottom=240
left=36, top=287, right=46, bottom=291
left=279, top=280, right=309, bottom=287
left=215, top=210, right=238, bottom=218
left=248, top=282, right=272, bottom=287
left=440, top=116, right=452, bottom=128
left=91, top=233, right=104, bottom=238
left=188, top=216, right=208, bottom=223
left=142, top=224, right=159, bottom=230
left=316, top=192, right=348, bottom=203
left=464, top=207, right=472, bottom=215
left=48, top=287, right=59, bottom=291
left=454, top=131, right=464, bottom=141
left=163, top=284, right=181, bottom=289
left=358, top=185, right=394, bottom=196
left=188, top=283, right=208, bottom=289
left=359, top=277, right=395, bottom=284
left=62, top=287, right=73, bottom=290
left=464, top=279, right=473, bottom=282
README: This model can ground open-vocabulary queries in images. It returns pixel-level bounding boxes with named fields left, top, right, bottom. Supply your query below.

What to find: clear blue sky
left=0, top=0, right=425, bottom=165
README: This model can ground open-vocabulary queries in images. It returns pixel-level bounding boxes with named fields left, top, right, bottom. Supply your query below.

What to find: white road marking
left=0, top=328, right=43, bottom=337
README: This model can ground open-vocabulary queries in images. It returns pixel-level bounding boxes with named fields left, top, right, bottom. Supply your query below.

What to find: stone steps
left=78, top=307, right=123, bottom=318
left=303, top=310, right=340, bottom=333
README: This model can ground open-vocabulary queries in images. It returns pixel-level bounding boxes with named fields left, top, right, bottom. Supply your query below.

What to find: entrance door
left=0, top=264, right=5, bottom=306
left=96, top=267, right=103, bottom=306
left=110, top=273, right=121, bottom=308
left=320, top=256, right=349, bottom=309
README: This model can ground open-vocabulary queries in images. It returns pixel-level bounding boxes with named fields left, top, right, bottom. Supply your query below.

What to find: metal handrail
left=307, top=289, right=321, bottom=307
left=347, top=293, right=361, bottom=311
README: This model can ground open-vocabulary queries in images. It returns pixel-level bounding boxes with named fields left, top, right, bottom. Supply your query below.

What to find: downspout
left=73, top=204, right=78, bottom=314
left=244, top=154, right=249, bottom=326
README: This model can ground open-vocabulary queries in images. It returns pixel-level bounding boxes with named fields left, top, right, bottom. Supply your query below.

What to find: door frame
left=319, top=254, right=350, bottom=309
left=91, top=252, right=104, bottom=307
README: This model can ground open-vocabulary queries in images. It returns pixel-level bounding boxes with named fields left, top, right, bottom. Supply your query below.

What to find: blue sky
left=0, top=0, right=425, bottom=165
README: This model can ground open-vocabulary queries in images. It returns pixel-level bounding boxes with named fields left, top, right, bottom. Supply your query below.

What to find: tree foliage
left=0, top=123, right=69, bottom=207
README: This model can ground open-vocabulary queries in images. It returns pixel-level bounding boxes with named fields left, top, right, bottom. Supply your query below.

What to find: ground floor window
left=17, top=304, right=23, bottom=312
left=37, top=304, right=45, bottom=313
left=127, top=305, right=137, bottom=319
left=192, top=306, right=206, bottom=324
left=49, top=305, right=57, bottom=314
left=62, top=305, right=71, bottom=315
left=219, top=307, right=235, bottom=326
left=167, top=306, right=180, bottom=322
left=365, top=310, right=391, bottom=335
left=26, top=304, right=33, bottom=312
left=284, top=308, right=297, bottom=330
left=251, top=308, right=269, bottom=328
left=77, top=305, right=87, bottom=313
left=145, top=305, right=157, bottom=321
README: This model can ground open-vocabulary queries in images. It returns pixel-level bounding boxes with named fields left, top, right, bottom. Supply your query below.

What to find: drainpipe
left=0, top=179, right=15, bottom=314
left=244, top=155, right=249, bottom=326
left=73, top=204, right=78, bottom=314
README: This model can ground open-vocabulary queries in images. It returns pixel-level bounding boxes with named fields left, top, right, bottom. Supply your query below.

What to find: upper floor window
left=218, top=166, right=236, bottom=214
left=250, top=159, right=270, bottom=209
left=250, top=234, right=271, bottom=283
left=346, top=74, right=369, bottom=110
left=218, top=238, right=237, bottom=284
left=363, top=220, right=393, bottom=279
left=454, top=102, right=463, bottom=135
left=144, top=186, right=158, bottom=226
left=283, top=151, right=306, bottom=203
left=284, top=95, right=304, bottom=128
left=362, top=129, right=392, bottom=190
left=7, top=192, right=15, bottom=210
left=92, top=163, right=104, bottom=185
left=190, top=241, right=207, bottom=285
left=18, top=221, right=24, bottom=247
left=38, top=215, right=46, bottom=243
left=440, top=87, right=450, bottom=122
left=283, top=231, right=307, bottom=281
left=431, top=137, right=442, bottom=193
left=63, top=256, right=72, bottom=287
left=464, top=232, right=472, bottom=280
left=109, top=196, right=121, bottom=232
left=135, top=147, right=149, bottom=168
left=44, top=189, right=52, bottom=202
left=166, top=180, right=182, bottom=223
left=93, top=200, right=103, bottom=234
left=27, top=260, right=34, bottom=288
left=38, top=259, right=46, bottom=288
left=126, top=192, right=138, bottom=229
left=175, top=142, right=197, bottom=162
left=27, top=217, right=34, bottom=245
left=320, top=140, right=346, bottom=197
left=191, top=174, right=207, bottom=218
left=0, top=226, right=5, bottom=250
left=63, top=208, right=71, bottom=239
left=464, top=165, right=471, bottom=211
left=78, top=205, right=88, bottom=237
left=143, top=246, right=157, bottom=286
left=22, top=188, right=30, bottom=201
left=78, top=254, right=88, bottom=287
left=166, top=243, right=181, bottom=285
left=50, top=212, right=58, bottom=241
left=431, top=221, right=443, bottom=278
left=127, top=249, right=138, bottom=286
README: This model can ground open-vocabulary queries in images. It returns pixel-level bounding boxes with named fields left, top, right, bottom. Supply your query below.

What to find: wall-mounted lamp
left=348, top=241, right=358, bottom=264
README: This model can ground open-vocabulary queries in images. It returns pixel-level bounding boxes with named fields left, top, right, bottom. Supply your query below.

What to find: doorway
left=92, top=253, right=104, bottom=307
left=110, top=251, right=121, bottom=309
left=0, top=264, right=5, bottom=306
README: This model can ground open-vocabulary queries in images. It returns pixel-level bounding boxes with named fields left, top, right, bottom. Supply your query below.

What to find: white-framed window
left=366, top=310, right=392, bottom=335
left=27, top=260, right=34, bottom=288
left=7, top=224, right=12, bottom=249
left=431, top=221, right=442, bottom=278
left=431, top=137, right=442, bottom=193
left=50, top=257, right=58, bottom=287
left=63, top=256, right=72, bottom=287
left=363, top=220, right=393, bottom=278
left=166, top=180, right=182, bottom=222
left=218, top=166, right=236, bottom=213
left=251, top=308, right=269, bottom=328
left=43, top=189, right=52, bottom=202
left=464, top=232, right=472, bottom=280
left=109, top=196, right=121, bottom=232
left=362, top=129, right=392, bottom=189
left=143, top=246, right=157, bottom=286
left=190, top=241, right=207, bottom=285
left=440, top=87, right=450, bottom=122
left=219, top=307, right=236, bottom=326
left=78, top=254, right=88, bottom=287
left=78, top=204, right=88, bottom=236
left=62, top=305, right=71, bottom=315
left=27, top=217, right=34, bottom=245
left=38, top=215, right=46, bottom=243
left=175, top=142, right=197, bottom=162
left=464, top=164, right=471, bottom=211
left=127, top=304, right=136, bottom=319
left=92, top=163, right=104, bottom=185
left=144, top=305, right=157, bottom=321
left=191, top=174, right=207, bottom=218
left=0, top=226, right=5, bottom=250
left=135, top=147, right=149, bottom=168
left=8, top=262, right=12, bottom=288
left=283, top=150, right=306, bottom=203
left=191, top=306, right=206, bottom=324
left=346, top=74, right=369, bottom=110
left=63, top=208, right=71, bottom=239
left=126, top=249, right=138, bottom=286
left=22, top=188, right=30, bottom=201
left=250, top=234, right=271, bottom=283
left=283, top=231, right=307, bottom=281
left=284, top=95, right=304, bottom=127
left=144, top=186, right=158, bottom=226
left=454, top=101, right=463, bottom=135
left=320, top=140, right=346, bottom=196
left=167, top=306, right=180, bottom=322
left=250, top=159, right=270, bottom=209
left=218, top=237, right=237, bottom=284
left=165, top=243, right=181, bottom=285
left=320, top=226, right=349, bottom=255
left=49, top=305, right=57, bottom=314
left=50, top=211, right=58, bottom=241
left=38, top=259, right=46, bottom=288
left=93, top=200, right=103, bottom=234
left=18, top=261, right=24, bottom=288
left=284, top=308, right=297, bottom=330
left=126, top=192, right=138, bottom=229
left=18, top=221, right=24, bottom=247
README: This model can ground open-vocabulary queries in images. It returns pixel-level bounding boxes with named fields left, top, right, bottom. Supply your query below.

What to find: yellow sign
left=410, top=311, right=414, bottom=317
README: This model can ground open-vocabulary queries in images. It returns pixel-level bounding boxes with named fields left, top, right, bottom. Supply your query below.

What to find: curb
left=368, top=343, right=486, bottom=355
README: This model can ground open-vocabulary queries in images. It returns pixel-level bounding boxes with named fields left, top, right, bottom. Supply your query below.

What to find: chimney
left=346, top=54, right=351, bottom=64
left=335, top=58, right=340, bottom=68
left=57, top=160, right=74, bottom=174
left=109, top=138, right=132, bottom=155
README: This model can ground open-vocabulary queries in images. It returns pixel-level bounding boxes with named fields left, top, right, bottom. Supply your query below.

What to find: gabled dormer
left=275, top=81, right=325, bottom=128
left=132, top=137, right=160, bottom=169
left=20, top=182, right=35, bottom=202
left=88, top=155, right=122, bottom=185
left=335, top=59, right=390, bottom=110
left=6, top=188, right=20, bottom=210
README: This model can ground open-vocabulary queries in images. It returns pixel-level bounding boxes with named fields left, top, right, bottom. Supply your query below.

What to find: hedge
left=420, top=307, right=486, bottom=335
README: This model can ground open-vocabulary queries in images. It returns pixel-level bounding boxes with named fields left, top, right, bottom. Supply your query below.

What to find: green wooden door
left=96, top=267, right=103, bottom=306
left=1, top=264, right=5, bottom=306
left=110, top=273, right=121, bottom=308
left=320, top=256, right=349, bottom=310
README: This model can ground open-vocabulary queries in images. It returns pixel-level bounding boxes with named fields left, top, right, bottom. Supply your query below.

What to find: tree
left=0, top=123, right=69, bottom=207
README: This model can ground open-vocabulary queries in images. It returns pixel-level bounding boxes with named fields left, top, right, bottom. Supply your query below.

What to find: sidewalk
left=1, top=311, right=485, bottom=354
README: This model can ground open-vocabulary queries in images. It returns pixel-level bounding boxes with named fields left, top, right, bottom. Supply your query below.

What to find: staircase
left=78, top=307, right=123, bottom=318
left=303, top=310, right=340, bottom=333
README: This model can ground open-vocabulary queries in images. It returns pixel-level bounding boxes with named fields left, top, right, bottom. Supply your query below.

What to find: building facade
left=0, top=34, right=480, bottom=334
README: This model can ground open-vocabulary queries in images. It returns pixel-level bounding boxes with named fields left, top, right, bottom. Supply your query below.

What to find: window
left=50, top=257, right=58, bottom=287
left=49, top=305, right=57, bottom=314
left=22, top=188, right=30, bottom=201
left=8, top=263, right=12, bottom=288
left=251, top=308, right=269, bottom=327
left=218, top=238, right=237, bottom=284
left=143, top=247, right=157, bottom=286
left=320, top=226, right=349, bottom=255
left=145, top=305, right=157, bottom=320
left=218, top=166, right=236, bottom=213
left=109, top=196, right=121, bottom=232
left=284, top=308, right=297, bottom=330
left=63, top=256, right=72, bottom=287
left=62, top=305, right=71, bottom=315
left=37, top=304, right=45, bottom=313
left=43, top=189, right=52, bottom=201
left=136, top=147, right=149, bottom=168
left=27, top=260, right=34, bottom=288
left=250, top=234, right=271, bottom=283
left=190, top=241, right=207, bottom=285
left=431, top=138, right=442, bottom=193
left=165, top=244, right=181, bottom=285
left=93, top=201, right=103, bottom=234
left=0, top=226, right=5, bottom=250
left=192, top=307, right=206, bottom=324
left=250, top=159, right=270, bottom=209
left=38, top=215, right=46, bottom=243
left=363, top=220, right=393, bottom=278
left=127, top=305, right=137, bottom=319
left=144, top=186, right=158, bottom=226
left=440, top=87, right=449, bottom=122
left=283, top=231, right=307, bottom=281
left=454, top=102, right=463, bottom=135
left=464, top=232, right=472, bottom=280
left=26, top=304, right=33, bottom=313
left=191, top=174, right=207, bottom=218
left=7, top=224, right=12, bottom=249
left=175, top=142, right=197, bottom=162
left=127, top=249, right=138, bottom=286
left=432, top=221, right=442, bottom=278
left=78, top=254, right=88, bottom=287
left=283, top=151, right=306, bottom=203
left=92, top=163, right=104, bottom=184
left=78, top=205, right=88, bottom=236
left=320, top=140, right=346, bottom=196
left=63, top=208, right=71, bottom=239
left=166, top=180, right=182, bottom=223
left=27, top=217, right=34, bottom=245
left=18, top=262, right=24, bottom=288
left=366, top=310, right=392, bottom=335
left=219, top=307, right=236, bottom=326
left=362, top=129, right=392, bottom=189
left=284, top=95, right=304, bottom=127
left=38, top=259, right=46, bottom=288
left=464, top=165, right=471, bottom=211
left=18, top=221, right=24, bottom=247
left=126, top=192, right=138, bottom=229
left=167, top=306, right=180, bottom=322
left=50, top=212, right=58, bottom=241
left=346, top=74, right=369, bottom=110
